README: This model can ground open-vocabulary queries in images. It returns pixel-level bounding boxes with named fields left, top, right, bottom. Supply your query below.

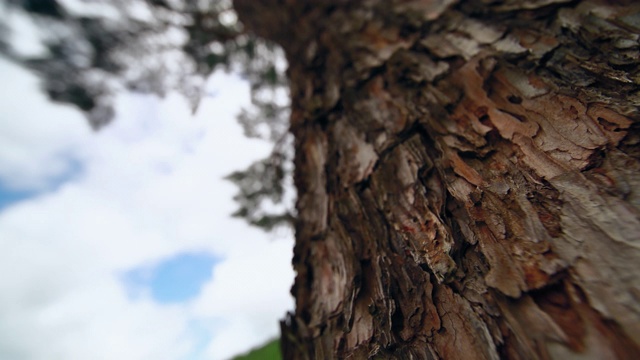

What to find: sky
left=0, top=55, right=295, bottom=360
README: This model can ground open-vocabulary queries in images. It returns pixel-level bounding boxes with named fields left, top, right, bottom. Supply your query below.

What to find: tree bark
left=235, top=0, right=640, bottom=358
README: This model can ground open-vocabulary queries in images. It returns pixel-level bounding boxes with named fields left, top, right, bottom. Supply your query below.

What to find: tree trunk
left=235, top=0, right=640, bottom=358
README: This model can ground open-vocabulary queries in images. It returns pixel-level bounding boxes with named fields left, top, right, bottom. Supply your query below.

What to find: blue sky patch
left=0, top=157, right=83, bottom=213
left=0, top=184, right=36, bottom=212
left=122, top=252, right=219, bottom=304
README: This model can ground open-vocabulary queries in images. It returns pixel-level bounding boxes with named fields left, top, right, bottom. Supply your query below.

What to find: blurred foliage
left=232, top=338, right=281, bottom=360
left=0, top=0, right=293, bottom=230
left=226, top=147, right=293, bottom=231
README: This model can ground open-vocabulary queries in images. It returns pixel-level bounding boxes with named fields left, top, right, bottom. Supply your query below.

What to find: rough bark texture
left=235, top=0, right=640, bottom=358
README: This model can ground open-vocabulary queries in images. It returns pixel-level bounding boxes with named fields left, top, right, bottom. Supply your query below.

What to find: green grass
left=231, top=338, right=281, bottom=360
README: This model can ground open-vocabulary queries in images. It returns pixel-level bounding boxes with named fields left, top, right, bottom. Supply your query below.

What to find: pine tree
left=4, top=0, right=640, bottom=358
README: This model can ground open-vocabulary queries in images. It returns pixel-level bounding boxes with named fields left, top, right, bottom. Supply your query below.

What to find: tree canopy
left=1, top=0, right=293, bottom=230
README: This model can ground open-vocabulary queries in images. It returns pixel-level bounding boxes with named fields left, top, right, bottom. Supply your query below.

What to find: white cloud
left=11, top=279, right=192, bottom=360
left=0, top=61, right=89, bottom=191
left=194, top=238, right=294, bottom=360
left=0, top=58, right=294, bottom=359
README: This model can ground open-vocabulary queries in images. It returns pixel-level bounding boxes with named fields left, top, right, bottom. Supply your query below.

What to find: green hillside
left=232, top=338, right=281, bottom=360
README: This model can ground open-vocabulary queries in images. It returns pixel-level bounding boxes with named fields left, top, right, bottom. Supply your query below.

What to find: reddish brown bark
left=235, top=0, right=640, bottom=358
